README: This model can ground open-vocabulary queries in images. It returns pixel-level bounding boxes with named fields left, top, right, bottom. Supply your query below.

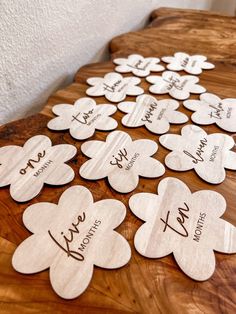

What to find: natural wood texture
left=80, top=130, right=165, bottom=193
left=118, top=95, right=188, bottom=134
left=86, top=72, right=144, bottom=102
left=129, top=177, right=236, bottom=281
left=146, top=71, right=206, bottom=100
left=183, top=93, right=236, bottom=132
left=160, top=124, right=236, bottom=184
left=1, top=7, right=236, bottom=314
left=162, top=52, right=215, bottom=74
left=0, top=135, right=76, bottom=202
left=113, top=54, right=164, bottom=77
left=12, top=185, right=131, bottom=299
left=47, top=98, right=118, bottom=140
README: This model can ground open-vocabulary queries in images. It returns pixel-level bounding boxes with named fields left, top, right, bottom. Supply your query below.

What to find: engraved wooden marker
left=12, top=185, right=131, bottom=299
left=146, top=71, right=206, bottom=100
left=47, top=98, right=118, bottom=140
left=159, top=125, right=236, bottom=184
left=183, top=93, right=236, bottom=132
left=162, top=52, right=215, bottom=75
left=80, top=130, right=165, bottom=193
left=86, top=72, right=144, bottom=103
left=113, top=54, right=165, bottom=77
left=0, top=135, right=77, bottom=202
left=129, top=177, right=236, bottom=281
left=118, top=94, right=188, bottom=134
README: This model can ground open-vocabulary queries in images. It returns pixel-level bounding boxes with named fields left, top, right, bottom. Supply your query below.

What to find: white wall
left=0, top=0, right=235, bottom=124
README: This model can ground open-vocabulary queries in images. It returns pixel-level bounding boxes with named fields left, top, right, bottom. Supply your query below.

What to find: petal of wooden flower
left=118, top=101, right=136, bottom=114
left=132, top=68, right=150, bottom=77
left=201, top=61, right=215, bottom=69
left=23, top=202, right=58, bottom=233
left=159, top=134, right=186, bottom=151
left=208, top=133, right=235, bottom=150
left=150, top=64, right=165, bottom=72
left=158, top=99, right=179, bottom=111
left=108, top=169, right=139, bottom=193
left=161, top=56, right=175, bottom=64
left=190, top=84, right=206, bottom=94
left=224, top=151, right=236, bottom=170
left=80, top=159, right=106, bottom=180
left=146, top=117, right=170, bottom=134
left=81, top=140, right=106, bottom=158
left=12, top=234, right=57, bottom=274
left=132, top=139, right=158, bottom=156
left=134, top=223, right=173, bottom=258
left=174, top=246, right=215, bottom=281
left=95, top=116, right=118, bottom=131
left=113, top=58, right=127, bottom=65
left=165, top=151, right=194, bottom=171
left=86, top=85, right=105, bottom=97
left=167, top=111, right=188, bottom=124
left=129, top=193, right=160, bottom=221
left=166, top=62, right=184, bottom=71
left=49, top=144, right=77, bottom=162
left=200, top=92, right=221, bottom=105
left=70, top=123, right=95, bottom=140
left=195, top=163, right=225, bottom=184
left=193, top=55, right=207, bottom=62
left=191, top=190, right=226, bottom=217
left=138, top=157, right=165, bottom=178
left=213, top=219, right=236, bottom=253
left=96, top=104, right=117, bottom=116
left=157, top=177, right=191, bottom=200
left=50, top=254, right=94, bottom=299
left=183, top=99, right=202, bottom=111
left=181, top=124, right=207, bottom=138
left=51, top=104, right=73, bottom=116
left=87, top=77, right=104, bottom=86
left=44, top=164, right=75, bottom=185
left=93, top=232, right=131, bottom=268
left=91, top=199, right=126, bottom=228
left=127, top=85, right=144, bottom=96
left=10, top=179, right=44, bottom=202
left=191, top=111, right=214, bottom=125
left=185, top=65, right=202, bottom=75
left=48, top=116, right=70, bottom=131
left=105, top=72, right=122, bottom=81
left=146, top=75, right=164, bottom=85
left=115, top=65, right=131, bottom=73
left=169, top=89, right=190, bottom=100
left=23, top=135, right=52, bottom=153
left=149, top=83, right=169, bottom=95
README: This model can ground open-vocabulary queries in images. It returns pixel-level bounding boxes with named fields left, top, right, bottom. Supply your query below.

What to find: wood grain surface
left=0, top=7, right=236, bottom=314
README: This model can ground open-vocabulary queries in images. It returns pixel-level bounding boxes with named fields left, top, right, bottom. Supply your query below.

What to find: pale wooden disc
left=118, top=94, right=188, bottom=134
left=47, top=97, right=118, bottom=140
left=12, top=185, right=131, bottom=299
left=183, top=93, right=236, bottom=132
left=129, top=177, right=236, bottom=281
left=113, top=54, right=165, bottom=77
left=0, top=135, right=77, bottom=202
left=159, top=124, right=236, bottom=184
left=79, top=130, right=165, bottom=193
left=162, top=52, right=215, bottom=75
left=86, top=72, right=144, bottom=103
left=146, top=71, right=206, bottom=100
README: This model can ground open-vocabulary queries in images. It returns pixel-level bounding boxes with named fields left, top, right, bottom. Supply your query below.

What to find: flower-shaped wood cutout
left=0, top=135, right=77, bottom=202
left=146, top=71, right=206, bottom=100
left=159, top=125, right=236, bottom=184
left=113, top=54, right=165, bottom=77
left=79, top=130, right=165, bottom=193
left=183, top=93, right=236, bottom=132
left=47, top=98, right=118, bottom=140
left=129, top=177, right=236, bottom=281
left=162, top=52, right=215, bottom=75
left=86, top=72, right=144, bottom=103
left=118, top=94, right=188, bottom=134
left=12, top=185, right=131, bottom=299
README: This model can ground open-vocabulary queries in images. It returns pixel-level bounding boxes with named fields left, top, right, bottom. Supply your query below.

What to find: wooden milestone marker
left=79, top=130, right=165, bottom=193
left=159, top=124, right=236, bottom=184
left=12, top=185, right=131, bottom=299
left=129, top=177, right=236, bottom=280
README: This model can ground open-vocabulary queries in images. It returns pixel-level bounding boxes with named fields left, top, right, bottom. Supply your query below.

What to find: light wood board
left=183, top=93, right=236, bottom=132
left=129, top=177, right=236, bottom=281
left=47, top=97, right=118, bottom=140
left=162, top=52, right=215, bottom=75
left=86, top=72, right=144, bottom=102
left=146, top=71, right=206, bottom=100
left=0, top=135, right=76, bottom=202
left=80, top=130, right=165, bottom=193
left=114, top=54, right=165, bottom=77
left=159, top=124, right=236, bottom=184
left=12, top=185, right=131, bottom=299
left=118, top=94, right=188, bottom=134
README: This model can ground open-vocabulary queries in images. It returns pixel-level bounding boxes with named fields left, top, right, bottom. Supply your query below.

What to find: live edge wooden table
left=1, top=8, right=236, bottom=314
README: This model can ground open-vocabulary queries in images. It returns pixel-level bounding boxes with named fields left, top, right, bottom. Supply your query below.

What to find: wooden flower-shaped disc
left=0, top=135, right=76, bottom=202
left=86, top=72, right=144, bottom=103
left=12, top=185, right=131, bottom=299
left=159, top=125, right=236, bottom=184
left=162, top=52, right=215, bottom=75
left=80, top=130, right=165, bottom=193
left=113, top=54, right=165, bottom=77
left=146, top=71, right=206, bottom=100
left=47, top=98, right=118, bottom=140
left=118, top=94, right=188, bottom=134
left=129, top=177, right=236, bottom=281
left=183, top=93, right=236, bottom=132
